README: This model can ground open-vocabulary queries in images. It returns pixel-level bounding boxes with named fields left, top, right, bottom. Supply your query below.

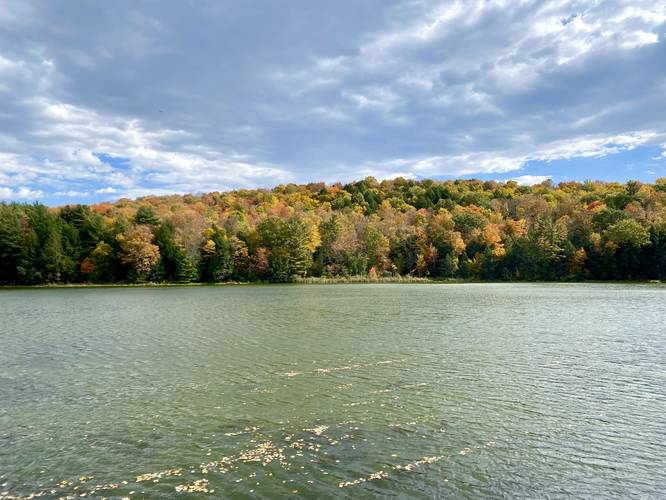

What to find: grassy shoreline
left=1, top=277, right=663, bottom=289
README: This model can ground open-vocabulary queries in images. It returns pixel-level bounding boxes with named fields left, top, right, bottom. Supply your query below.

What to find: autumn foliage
left=2, top=177, right=666, bottom=284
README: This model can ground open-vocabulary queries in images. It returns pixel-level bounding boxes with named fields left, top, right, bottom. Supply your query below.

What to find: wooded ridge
left=2, top=177, right=666, bottom=284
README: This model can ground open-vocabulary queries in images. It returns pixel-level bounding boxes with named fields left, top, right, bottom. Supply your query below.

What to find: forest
left=1, top=177, right=666, bottom=285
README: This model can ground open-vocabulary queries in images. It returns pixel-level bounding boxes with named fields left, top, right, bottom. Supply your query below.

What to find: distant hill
left=2, top=177, right=666, bottom=284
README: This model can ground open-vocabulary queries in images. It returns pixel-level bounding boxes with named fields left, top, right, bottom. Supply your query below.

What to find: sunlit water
left=1, top=284, right=665, bottom=499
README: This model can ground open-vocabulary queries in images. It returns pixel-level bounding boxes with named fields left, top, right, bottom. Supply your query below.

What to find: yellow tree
left=116, top=225, right=160, bottom=277
left=569, top=248, right=588, bottom=277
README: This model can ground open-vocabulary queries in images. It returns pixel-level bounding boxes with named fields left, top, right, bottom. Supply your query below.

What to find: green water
left=1, top=284, right=665, bottom=499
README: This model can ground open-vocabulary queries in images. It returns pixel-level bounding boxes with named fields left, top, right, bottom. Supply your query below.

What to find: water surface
left=1, top=284, right=665, bottom=498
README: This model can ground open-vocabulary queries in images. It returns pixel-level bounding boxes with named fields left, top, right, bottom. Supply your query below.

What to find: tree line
left=1, top=177, right=666, bottom=285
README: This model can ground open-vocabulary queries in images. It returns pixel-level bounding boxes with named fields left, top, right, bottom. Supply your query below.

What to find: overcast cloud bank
left=0, top=0, right=665, bottom=203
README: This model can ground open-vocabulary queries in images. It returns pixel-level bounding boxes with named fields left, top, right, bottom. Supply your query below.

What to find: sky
left=0, top=0, right=665, bottom=205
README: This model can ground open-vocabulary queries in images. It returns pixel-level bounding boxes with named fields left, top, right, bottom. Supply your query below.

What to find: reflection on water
left=1, top=283, right=665, bottom=498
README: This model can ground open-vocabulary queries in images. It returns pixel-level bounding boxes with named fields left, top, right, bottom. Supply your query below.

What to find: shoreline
left=0, top=278, right=663, bottom=289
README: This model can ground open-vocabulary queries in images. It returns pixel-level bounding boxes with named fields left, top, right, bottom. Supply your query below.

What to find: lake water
left=1, top=284, right=665, bottom=499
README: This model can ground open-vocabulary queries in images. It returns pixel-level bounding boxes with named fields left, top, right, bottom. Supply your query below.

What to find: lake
left=1, top=284, right=665, bottom=499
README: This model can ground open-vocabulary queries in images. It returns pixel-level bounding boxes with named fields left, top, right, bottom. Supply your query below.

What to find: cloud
left=510, top=175, right=552, bottom=185
left=0, top=70, right=292, bottom=199
left=342, top=86, right=401, bottom=111
left=54, top=190, right=89, bottom=197
left=280, top=0, right=666, bottom=171
left=0, top=0, right=665, bottom=203
left=328, top=131, right=666, bottom=182
left=0, top=186, right=43, bottom=199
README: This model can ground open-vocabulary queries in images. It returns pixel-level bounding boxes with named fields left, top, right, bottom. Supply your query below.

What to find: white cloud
left=510, top=175, right=552, bottom=185
left=0, top=61, right=293, bottom=197
left=0, top=186, right=43, bottom=200
left=619, top=29, right=659, bottom=49
left=284, top=1, right=665, bottom=180
left=0, top=0, right=665, bottom=202
left=54, top=190, right=89, bottom=197
left=306, top=106, right=351, bottom=122
left=343, top=131, right=666, bottom=181
left=342, top=86, right=401, bottom=110
left=355, top=168, right=417, bottom=181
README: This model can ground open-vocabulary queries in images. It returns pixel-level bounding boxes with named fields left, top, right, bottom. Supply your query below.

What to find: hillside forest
left=2, top=177, right=666, bottom=285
